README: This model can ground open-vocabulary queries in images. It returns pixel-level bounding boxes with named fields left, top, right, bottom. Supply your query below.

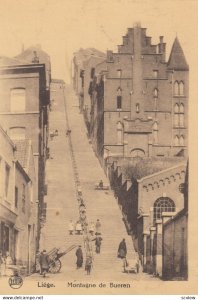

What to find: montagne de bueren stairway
left=39, top=83, right=139, bottom=279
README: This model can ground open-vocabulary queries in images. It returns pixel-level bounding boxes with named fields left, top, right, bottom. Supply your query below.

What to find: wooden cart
left=47, top=244, right=77, bottom=273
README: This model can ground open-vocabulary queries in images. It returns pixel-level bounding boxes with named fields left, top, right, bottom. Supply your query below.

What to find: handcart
left=47, top=244, right=77, bottom=273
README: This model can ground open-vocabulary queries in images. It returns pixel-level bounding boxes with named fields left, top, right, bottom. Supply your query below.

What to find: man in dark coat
left=39, top=250, right=49, bottom=277
left=118, top=238, right=127, bottom=258
left=92, top=234, right=103, bottom=254
left=75, top=246, right=83, bottom=269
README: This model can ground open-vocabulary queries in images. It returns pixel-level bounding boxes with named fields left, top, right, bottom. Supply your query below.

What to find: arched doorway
left=153, top=197, right=175, bottom=223
left=130, top=148, right=145, bottom=158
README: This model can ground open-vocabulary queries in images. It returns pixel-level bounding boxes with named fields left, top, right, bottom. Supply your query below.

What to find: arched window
left=153, top=197, right=175, bottom=222
left=154, top=88, right=158, bottom=98
left=174, top=103, right=179, bottom=113
left=117, top=87, right=122, bottom=109
left=9, top=127, right=26, bottom=140
left=174, top=103, right=184, bottom=127
left=180, top=135, right=184, bottom=146
left=10, top=88, right=26, bottom=112
left=180, top=103, right=184, bottom=113
left=174, top=81, right=179, bottom=96
left=179, top=81, right=184, bottom=96
left=117, top=121, right=123, bottom=145
left=174, top=135, right=179, bottom=146
left=153, top=122, right=158, bottom=144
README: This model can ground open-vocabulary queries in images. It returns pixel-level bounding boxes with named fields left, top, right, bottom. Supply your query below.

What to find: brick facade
left=88, top=24, right=189, bottom=161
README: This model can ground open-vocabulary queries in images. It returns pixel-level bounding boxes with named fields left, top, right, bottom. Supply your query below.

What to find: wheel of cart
left=46, top=244, right=77, bottom=274
left=49, top=259, right=62, bottom=273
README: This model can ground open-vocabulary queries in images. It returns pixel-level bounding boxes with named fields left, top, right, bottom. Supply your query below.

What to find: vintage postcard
left=0, top=0, right=197, bottom=296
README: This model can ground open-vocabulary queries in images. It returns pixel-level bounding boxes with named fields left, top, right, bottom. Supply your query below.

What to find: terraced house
left=0, top=48, right=51, bottom=252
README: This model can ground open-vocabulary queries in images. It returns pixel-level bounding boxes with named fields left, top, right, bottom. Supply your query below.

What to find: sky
left=0, top=0, right=197, bottom=83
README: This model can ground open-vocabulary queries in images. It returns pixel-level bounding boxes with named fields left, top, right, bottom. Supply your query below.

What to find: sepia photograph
left=0, top=0, right=197, bottom=296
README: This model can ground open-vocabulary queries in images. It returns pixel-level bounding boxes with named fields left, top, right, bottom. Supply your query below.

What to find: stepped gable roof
left=14, top=139, right=30, bottom=168
left=167, top=37, right=189, bottom=70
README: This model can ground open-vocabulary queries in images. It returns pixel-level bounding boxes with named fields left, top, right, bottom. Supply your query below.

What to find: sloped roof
left=0, top=56, right=28, bottom=67
left=121, top=157, right=186, bottom=180
left=167, top=37, right=189, bottom=70
left=74, top=48, right=105, bottom=66
left=15, top=45, right=50, bottom=60
left=14, top=139, right=30, bottom=168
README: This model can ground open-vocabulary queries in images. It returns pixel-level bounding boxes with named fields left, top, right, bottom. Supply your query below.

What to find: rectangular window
left=10, top=88, right=26, bottom=112
left=117, top=69, right=122, bottom=78
left=15, top=187, right=18, bottom=208
left=153, top=70, right=158, bottom=78
left=9, top=127, right=26, bottom=140
left=117, top=96, right=122, bottom=109
left=22, top=184, right=26, bottom=213
left=5, top=164, right=10, bottom=198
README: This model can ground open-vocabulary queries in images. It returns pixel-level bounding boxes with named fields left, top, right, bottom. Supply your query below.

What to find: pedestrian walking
left=95, top=219, right=101, bottom=235
left=117, top=238, right=127, bottom=259
left=76, top=220, right=82, bottom=235
left=85, top=256, right=92, bottom=275
left=118, top=238, right=127, bottom=270
left=89, top=221, right=95, bottom=236
left=39, top=250, right=49, bottom=277
left=68, top=220, right=74, bottom=235
left=92, top=234, right=103, bottom=254
left=98, top=180, right=103, bottom=189
left=75, top=246, right=83, bottom=269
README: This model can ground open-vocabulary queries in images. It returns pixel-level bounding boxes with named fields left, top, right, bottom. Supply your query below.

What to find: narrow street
left=32, top=84, right=159, bottom=281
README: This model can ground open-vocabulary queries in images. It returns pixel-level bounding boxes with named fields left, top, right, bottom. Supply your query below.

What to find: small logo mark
left=8, top=271, right=23, bottom=289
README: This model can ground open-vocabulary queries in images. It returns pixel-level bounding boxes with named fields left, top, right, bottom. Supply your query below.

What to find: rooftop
left=168, top=37, right=189, bottom=70
left=121, top=157, right=186, bottom=181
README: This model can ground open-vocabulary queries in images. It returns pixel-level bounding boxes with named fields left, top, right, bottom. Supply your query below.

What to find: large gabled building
left=89, top=24, right=189, bottom=163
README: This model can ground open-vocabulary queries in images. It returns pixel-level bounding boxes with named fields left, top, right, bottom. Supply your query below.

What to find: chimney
left=159, top=36, right=164, bottom=43
left=107, top=50, right=113, bottom=62
left=158, top=36, right=166, bottom=62
left=32, top=51, right=39, bottom=63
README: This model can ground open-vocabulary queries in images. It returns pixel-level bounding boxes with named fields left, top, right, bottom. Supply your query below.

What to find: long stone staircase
left=39, top=84, right=139, bottom=280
